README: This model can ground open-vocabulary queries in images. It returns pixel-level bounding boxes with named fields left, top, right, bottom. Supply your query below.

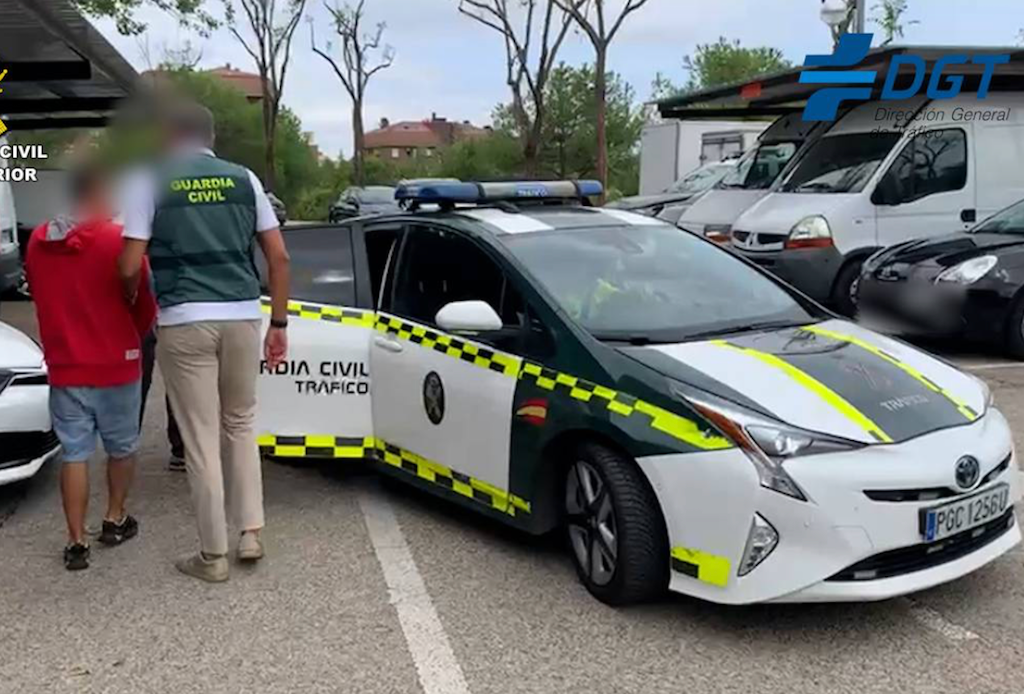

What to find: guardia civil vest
left=150, top=154, right=260, bottom=308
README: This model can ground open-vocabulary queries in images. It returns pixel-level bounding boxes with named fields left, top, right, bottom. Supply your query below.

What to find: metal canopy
left=657, top=45, right=1024, bottom=120
left=0, top=0, right=137, bottom=130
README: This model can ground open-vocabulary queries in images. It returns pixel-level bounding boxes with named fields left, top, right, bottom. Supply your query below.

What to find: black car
left=857, top=198, right=1024, bottom=356
left=328, top=186, right=399, bottom=222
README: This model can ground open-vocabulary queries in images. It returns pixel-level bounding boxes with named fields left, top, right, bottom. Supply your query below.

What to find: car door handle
left=373, top=335, right=404, bottom=353
left=961, top=209, right=977, bottom=224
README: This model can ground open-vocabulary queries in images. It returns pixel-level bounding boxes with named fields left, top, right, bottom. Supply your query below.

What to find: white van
left=730, top=94, right=1024, bottom=314
left=676, top=114, right=825, bottom=242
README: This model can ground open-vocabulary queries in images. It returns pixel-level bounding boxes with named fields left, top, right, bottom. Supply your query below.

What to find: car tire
left=1004, top=294, right=1024, bottom=359
left=831, top=259, right=864, bottom=318
left=563, top=441, right=668, bottom=606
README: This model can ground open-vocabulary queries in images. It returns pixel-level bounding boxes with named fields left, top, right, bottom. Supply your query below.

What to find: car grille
left=826, top=508, right=1016, bottom=582
left=0, top=430, right=59, bottom=468
left=864, top=453, right=1012, bottom=502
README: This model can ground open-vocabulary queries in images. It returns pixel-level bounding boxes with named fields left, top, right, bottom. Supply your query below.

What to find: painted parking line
left=359, top=489, right=472, bottom=694
left=902, top=597, right=979, bottom=642
left=959, top=362, right=1024, bottom=371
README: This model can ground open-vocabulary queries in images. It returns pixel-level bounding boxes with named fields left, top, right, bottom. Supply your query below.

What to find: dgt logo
left=800, top=34, right=1010, bottom=121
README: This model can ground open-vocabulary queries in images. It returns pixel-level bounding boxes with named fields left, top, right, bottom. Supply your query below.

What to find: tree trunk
left=261, top=77, right=277, bottom=190
left=593, top=49, right=609, bottom=202
left=352, top=99, right=365, bottom=186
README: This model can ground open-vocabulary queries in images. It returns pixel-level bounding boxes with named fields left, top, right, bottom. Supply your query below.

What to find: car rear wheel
left=563, top=442, right=668, bottom=605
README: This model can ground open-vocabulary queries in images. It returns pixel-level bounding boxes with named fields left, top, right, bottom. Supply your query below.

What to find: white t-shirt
left=120, top=148, right=280, bottom=327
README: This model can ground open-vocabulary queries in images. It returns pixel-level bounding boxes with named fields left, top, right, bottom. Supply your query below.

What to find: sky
left=94, top=0, right=1024, bottom=159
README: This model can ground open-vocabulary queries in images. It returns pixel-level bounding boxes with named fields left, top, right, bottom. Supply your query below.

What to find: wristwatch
left=270, top=318, right=288, bottom=329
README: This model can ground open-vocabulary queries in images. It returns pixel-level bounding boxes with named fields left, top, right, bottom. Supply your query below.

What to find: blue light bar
left=394, top=180, right=603, bottom=205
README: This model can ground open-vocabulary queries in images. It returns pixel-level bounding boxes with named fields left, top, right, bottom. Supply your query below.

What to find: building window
left=391, top=148, right=400, bottom=159
left=425, top=147, right=435, bottom=158
left=406, top=148, right=416, bottom=158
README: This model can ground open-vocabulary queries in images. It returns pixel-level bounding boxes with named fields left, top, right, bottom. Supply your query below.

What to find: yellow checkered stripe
left=257, top=434, right=531, bottom=517
left=375, top=314, right=522, bottom=377
left=260, top=298, right=375, bottom=328
left=802, top=325, right=979, bottom=422
left=671, top=546, right=731, bottom=588
left=518, top=362, right=733, bottom=451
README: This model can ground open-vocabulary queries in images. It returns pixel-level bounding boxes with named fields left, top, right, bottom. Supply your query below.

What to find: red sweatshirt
left=26, top=217, right=157, bottom=388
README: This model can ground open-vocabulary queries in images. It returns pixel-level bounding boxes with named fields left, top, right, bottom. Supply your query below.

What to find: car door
left=874, top=127, right=976, bottom=246
left=255, top=224, right=374, bottom=459
left=370, top=223, right=526, bottom=512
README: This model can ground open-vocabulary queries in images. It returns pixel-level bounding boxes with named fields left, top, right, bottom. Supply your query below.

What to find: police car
left=256, top=180, right=1019, bottom=605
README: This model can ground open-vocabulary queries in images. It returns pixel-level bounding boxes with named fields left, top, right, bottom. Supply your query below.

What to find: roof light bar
left=394, top=180, right=603, bottom=205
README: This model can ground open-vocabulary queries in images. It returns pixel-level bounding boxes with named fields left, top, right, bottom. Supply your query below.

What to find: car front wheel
left=564, top=442, right=668, bottom=605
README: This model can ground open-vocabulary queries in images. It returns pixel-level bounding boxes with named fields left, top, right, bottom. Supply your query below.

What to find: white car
left=256, top=180, right=1020, bottom=605
left=0, top=321, right=58, bottom=485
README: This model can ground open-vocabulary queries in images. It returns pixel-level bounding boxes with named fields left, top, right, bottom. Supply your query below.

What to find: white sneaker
left=237, top=531, right=264, bottom=561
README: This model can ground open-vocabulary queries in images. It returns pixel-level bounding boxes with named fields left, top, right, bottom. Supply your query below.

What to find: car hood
left=619, top=319, right=985, bottom=445
left=0, top=321, right=43, bottom=369
left=608, top=192, right=695, bottom=211
left=733, top=192, right=861, bottom=234
left=678, top=189, right=768, bottom=228
left=879, top=232, right=1024, bottom=268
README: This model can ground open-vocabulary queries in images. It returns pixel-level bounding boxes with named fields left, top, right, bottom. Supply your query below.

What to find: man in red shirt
left=26, top=165, right=157, bottom=571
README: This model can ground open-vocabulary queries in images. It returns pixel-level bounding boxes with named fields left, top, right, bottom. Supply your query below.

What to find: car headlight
left=703, top=224, right=733, bottom=244
left=785, top=215, right=833, bottom=250
left=683, top=392, right=865, bottom=501
left=935, top=255, right=998, bottom=285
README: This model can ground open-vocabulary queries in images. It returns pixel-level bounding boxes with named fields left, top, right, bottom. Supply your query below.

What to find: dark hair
left=70, top=163, right=107, bottom=203
left=165, top=101, right=215, bottom=147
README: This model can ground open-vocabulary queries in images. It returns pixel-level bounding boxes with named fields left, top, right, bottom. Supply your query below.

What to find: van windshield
left=502, top=223, right=820, bottom=343
left=782, top=133, right=900, bottom=194
left=719, top=142, right=798, bottom=191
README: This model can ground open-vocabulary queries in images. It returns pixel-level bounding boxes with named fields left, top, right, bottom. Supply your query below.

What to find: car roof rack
left=394, top=180, right=603, bottom=212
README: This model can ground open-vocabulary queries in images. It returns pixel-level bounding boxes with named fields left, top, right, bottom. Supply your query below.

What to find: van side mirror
left=435, top=300, right=502, bottom=333
left=872, top=174, right=902, bottom=206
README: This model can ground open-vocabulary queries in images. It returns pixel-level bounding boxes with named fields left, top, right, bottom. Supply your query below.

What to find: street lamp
left=820, top=0, right=866, bottom=46
left=820, top=0, right=850, bottom=29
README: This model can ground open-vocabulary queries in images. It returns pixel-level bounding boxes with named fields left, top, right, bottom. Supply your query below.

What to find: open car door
left=256, top=224, right=374, bottom=460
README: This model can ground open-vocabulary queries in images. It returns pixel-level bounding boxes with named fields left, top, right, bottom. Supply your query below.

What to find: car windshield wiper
left=793, top=181, right=836, bottom=193
left=683, top=319, right=815, bottom=342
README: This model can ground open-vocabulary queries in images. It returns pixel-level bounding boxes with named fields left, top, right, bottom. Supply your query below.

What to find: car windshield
left=360, top=187, right=396, bottom=203
left=782, top=133, right=900, bottom=194
left=719, top=142, right=798, bottom=190
left=501, top=222, right=819, bottom=342
left=973, top=199, right=1024, bottom=235
left=666, top=163, right=734, bottom=194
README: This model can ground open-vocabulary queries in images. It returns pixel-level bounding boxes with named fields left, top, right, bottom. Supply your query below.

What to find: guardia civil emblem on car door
left=423, top=372, right=445, bottom=425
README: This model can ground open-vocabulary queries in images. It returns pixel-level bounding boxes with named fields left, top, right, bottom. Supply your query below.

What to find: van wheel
left=1004, top=294, right=1024, bottom=359
left=831, top=259, right=864, bottom=317
left=563, top=442, right=668, bottom=605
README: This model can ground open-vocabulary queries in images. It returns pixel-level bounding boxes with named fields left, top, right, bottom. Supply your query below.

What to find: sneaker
left=98, top=515, right=139, bottom=546
left=237, top=531, right=264, bottom=562
left=175, top=552, right=229, bottom=583
left=168, top=454, right=186, bottom=472
left=64, top=543, right=90, bottom=571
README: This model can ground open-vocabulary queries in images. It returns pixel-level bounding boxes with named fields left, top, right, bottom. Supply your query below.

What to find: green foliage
left=494, top=63, right=643, bottom=196
left=72, top=0, right=217, bottom=36
left=673, top=37, right=790, bottom=93
left=872, top=0, right=917, bottom=45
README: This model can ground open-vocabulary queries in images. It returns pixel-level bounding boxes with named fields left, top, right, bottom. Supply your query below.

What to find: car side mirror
left=435, top=300, right=502, bottom=333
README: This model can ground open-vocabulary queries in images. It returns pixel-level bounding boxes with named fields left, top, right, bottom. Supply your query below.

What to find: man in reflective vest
left=119, top=102, right=291, bottom=583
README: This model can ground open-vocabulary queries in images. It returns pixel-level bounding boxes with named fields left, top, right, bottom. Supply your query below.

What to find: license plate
left=923, top=484, right=1010, bottom=542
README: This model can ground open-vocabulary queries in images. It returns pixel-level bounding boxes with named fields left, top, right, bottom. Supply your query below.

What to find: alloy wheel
left=565, top=460, right=618, bottom=586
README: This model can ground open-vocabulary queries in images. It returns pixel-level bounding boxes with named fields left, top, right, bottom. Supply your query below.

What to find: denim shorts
left=50, top=381, right=142, bottom=462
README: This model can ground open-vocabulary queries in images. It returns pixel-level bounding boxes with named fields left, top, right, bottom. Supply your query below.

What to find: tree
left=311, top=0, right=395, bottom=186
left=871, top=0, right=917, bottom=45
left=73, top=0, right=217, bottom=35
left=553, top=0, right=652, bottom=199
left=681, top=38, right=790, bottom=92
left=459, top=0, right=572, bottom=176
left=223, top=0, right=308, bottom=190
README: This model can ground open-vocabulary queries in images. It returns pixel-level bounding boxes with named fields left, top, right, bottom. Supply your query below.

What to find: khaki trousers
left=157, top=320, right=264, bottom=556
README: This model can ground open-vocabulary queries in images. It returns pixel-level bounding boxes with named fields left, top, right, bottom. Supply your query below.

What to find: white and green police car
left=256, top=180, right=1019, bottom=605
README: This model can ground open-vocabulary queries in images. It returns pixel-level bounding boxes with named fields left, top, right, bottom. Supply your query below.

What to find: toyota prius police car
left=256, top=180, right=1018, bottom=605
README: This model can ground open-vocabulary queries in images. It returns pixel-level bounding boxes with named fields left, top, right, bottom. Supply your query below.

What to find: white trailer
left=639, top=120, right=769, bottom=195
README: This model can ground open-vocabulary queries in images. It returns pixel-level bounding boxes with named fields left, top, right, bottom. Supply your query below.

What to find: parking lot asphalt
left=4, top=299, right=1024, bottom=694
